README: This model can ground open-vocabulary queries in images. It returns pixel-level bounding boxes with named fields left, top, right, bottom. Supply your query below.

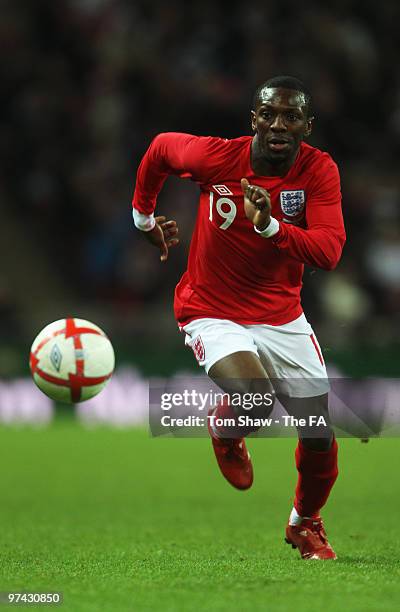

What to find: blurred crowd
left=2, top=0, right=400, bottom=350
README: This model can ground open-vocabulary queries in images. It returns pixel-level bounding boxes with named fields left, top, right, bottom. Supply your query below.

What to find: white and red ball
left=29, top=318, right=115, bottom=403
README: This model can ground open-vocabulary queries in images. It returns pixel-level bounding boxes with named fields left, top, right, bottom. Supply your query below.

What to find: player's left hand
left=241, top=178, right=271, bottom=231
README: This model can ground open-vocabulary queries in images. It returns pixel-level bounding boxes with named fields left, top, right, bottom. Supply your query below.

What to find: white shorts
left=181, top=314, right=329, bottom=398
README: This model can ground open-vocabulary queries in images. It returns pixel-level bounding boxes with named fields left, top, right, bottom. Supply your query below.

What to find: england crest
left=280, top=190, right=306, bottom=217
left=192, top=335, right=205, bottom=363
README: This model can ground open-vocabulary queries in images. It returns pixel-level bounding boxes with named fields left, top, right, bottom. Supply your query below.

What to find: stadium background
left=1, top=2, right=400, bottom=611
left=2, top=0, right=400, bottom=384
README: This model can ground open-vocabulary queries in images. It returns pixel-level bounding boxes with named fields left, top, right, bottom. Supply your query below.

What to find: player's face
left=251, top=88, right=313, bottom=164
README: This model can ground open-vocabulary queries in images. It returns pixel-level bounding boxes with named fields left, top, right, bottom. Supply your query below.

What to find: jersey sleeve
left=132, top=132, right=221, bottom=226
left=271, top=159, right=346, bottom=270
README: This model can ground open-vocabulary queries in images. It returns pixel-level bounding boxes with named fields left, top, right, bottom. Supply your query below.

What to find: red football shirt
left=132, top=133, right=345, bottom=326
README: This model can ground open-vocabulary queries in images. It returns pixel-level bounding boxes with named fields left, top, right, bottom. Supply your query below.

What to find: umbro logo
left=213, top=184, right=233, bottom=196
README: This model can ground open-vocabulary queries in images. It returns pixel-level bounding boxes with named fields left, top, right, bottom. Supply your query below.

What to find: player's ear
left=304, top=116, right=314, bottom=138
left=251, top=110, right=257, bottom=132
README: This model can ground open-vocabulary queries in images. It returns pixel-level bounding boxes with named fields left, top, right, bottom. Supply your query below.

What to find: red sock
left=294, top=437, right=338, bottom=517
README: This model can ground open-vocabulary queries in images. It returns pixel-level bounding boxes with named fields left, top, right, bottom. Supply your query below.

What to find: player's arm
left=132, top=132, right=212, bottom=261
left=272, top=162, right=345, bottom=270
left=242, top=163, right=345, bottom=270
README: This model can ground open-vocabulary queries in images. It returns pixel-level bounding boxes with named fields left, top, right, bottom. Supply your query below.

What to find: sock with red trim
left=293, top=437, right=338, bottom=517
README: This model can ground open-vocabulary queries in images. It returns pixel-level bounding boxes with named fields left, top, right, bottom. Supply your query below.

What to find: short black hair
left=252, top=76, right=312, bottom=116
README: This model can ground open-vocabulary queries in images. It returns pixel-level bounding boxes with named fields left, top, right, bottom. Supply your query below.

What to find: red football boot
left=285, top=517, right=337, bottom=560
left=207, top=408, right=253, bottom=490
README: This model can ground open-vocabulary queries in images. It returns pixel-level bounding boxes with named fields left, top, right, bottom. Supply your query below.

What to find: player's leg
left=206, top=351, right=275, bottom=490
left=279, top=392, right=333, bottom=450
left=182, top=319, right=275, bottom=489
left=278, top=392, right=338, bottom=559
left=249, top=316, right=338, bottom=559
left=279, top=392, right=337, bottom=521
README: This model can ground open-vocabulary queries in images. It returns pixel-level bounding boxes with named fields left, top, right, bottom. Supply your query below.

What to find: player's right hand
left=241, top=178, right=272, bottom=231
left=144, top=216, right=179, bottom=262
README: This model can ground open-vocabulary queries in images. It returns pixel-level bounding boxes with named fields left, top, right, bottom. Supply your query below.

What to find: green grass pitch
left=0, top=421, right=399, bottom=611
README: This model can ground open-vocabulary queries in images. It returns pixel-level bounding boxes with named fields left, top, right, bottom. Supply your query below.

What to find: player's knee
left=232, top=377, right=276, bottom=420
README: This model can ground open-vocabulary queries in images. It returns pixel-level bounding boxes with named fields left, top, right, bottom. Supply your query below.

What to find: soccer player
left=132, top=76, right=345, bottom=560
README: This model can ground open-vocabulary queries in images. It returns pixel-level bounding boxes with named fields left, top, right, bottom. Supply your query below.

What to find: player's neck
left=250, top=136, right=298, bottom=177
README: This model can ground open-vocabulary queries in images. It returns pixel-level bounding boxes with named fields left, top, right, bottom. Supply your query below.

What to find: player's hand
left=241, top=178, right=272, bottom=231
left=143, top=216, right=179, bottom=262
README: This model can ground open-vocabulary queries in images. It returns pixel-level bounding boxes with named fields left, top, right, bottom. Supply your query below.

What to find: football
left=29, top=318, right=115, bottom=403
